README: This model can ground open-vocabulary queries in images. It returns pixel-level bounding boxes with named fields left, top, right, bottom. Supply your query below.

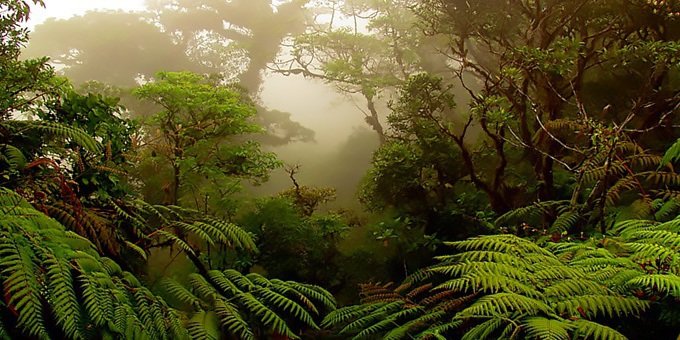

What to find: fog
left=258, top=74, right=380, bottom=206
left=25, top=0, right=381, bottom=206
left=28, top=0, right=146, bottom=27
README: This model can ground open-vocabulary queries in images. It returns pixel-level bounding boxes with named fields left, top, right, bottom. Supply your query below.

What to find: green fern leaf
left=660, top=138, right=680, bottom=167
left=214, top=299, right=254, bottom=340
left=627, top=274, right=680, bottom=297
left=570, top=319, right=627, bottom=340
left=45, top=256, right=84, bottom=339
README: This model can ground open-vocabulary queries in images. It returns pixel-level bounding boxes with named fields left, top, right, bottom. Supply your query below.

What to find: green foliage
left=293, top=28, right=404, bottom=95
left=661, top=138, right=680, bottom=167
left=495, top=139, right=680, bottom=236
left=0, top=0, right=53, bottom=120
left=325, top=212, right=680, bottom=339
left=163, top=269, right=335, bottom=339
left=134, top=71, right=281, bottom=207
left=0, top=188, right=187, bottom=339
left=6, top=1, right=680, bottom=339
left=239, top=197, right=348, bottom=284
left=101, top=198, right=259, bottom=268
left=360, top=74, right=495, bottom=238
left=37, top=86, right=139, bottom=201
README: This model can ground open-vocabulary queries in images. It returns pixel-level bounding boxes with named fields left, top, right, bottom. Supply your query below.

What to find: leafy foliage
left=239, top=197, right=350, bottom=285
left=325, top=213, right=680, bottom=339
left=0, top=188, right=187, bottom=339
left=134, top=71, right=281, bottom=208
left=163, top=269, right=335, bottom=339
left=661, top=138, right=680, bottom=167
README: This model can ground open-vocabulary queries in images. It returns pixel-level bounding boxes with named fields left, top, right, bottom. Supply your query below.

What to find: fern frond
left=627, top=274, right=680, bottom=297
left=156, top=230, right=196, bottom=256
left=555, top=295, right=649, bottom=318
left=436, top=250, right=527, bottom=266
left=611, top=219, right=657, bottom=236
left=654, top=198, right=680, bottom=221
left=163, top=278, right=203, bottom=309
left=277, top=281, right=336, bottom=312
left=6, top=120, right=101, bottom=153
left=205, top=218, right=257, bottom=252
left=214, top=299, right=254, bottom=340
left=522, top=317, right=571, bottom=340
left=0, top=144, right=26, bottom=170
left=173, top=221, right=215, bottom=246
left=237, top=291, right=299, bottom=339
left=495, top=201, right=568, bottom=227
left=187, top=311, right=218, bottom=340
left=646, top=171, right=680, bottom=186
left=570, top=319, right=627, bottom=340
left=45, top=255, right=84, bottom=339
left=123, top=241, right=148, bottom=260
left=430, top=261, right=530, bottom=280
left=629, top=230, right=680, bottom=249
left=626, top=242, right=678, bottom=263
left=338, top=301, right=404, bottom=335
left=460, top=317, right=505, bottom=340
left=459, top=292, right=552, bottom=317
left=544, top=278, right=611, bottom=298
left=438, top=272, right=542, bottom=298
left=252, top=286, right=319, bottom=329
left=551, top=210, right=581, bottom=233
left=322, top=304, right=381, bottom=328
left=0, top=234, right=48, bottom=339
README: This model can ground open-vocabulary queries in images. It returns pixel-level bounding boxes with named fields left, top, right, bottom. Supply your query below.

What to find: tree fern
left=326, top=212, right=680, bottom=339
left=3, top=120, right=101, bottom=153
left=0, top=188, right=186, bottom=339
left=164, top=269, right=335, bottom=339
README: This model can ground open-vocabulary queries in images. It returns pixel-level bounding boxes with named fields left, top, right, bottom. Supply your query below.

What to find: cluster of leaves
left=0, top=188, right=187, bottom=339
left=239, top=197, right=348, bottom=285
left=36, top=86, right=139, bottom=202
left=163, top=270, right=335, bottom=339
left=133, top=71, right=281, bottom=209
left=325, top=214, right=680, bottom=339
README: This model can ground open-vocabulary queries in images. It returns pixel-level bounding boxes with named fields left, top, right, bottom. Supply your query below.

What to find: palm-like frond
left=326, top=213, right=680, bottom=339
left=0, top=188, right=186, bottom=339
left=164, top=269, right=335, bottom=339
left=4, top=120, right=101, bottom=153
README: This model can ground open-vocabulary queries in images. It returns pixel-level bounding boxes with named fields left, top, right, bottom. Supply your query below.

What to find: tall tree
left=134, top=71, right=280, bottom=210
left=411, top=0, right=680, bottom=211
left=24, top=6, right=315, bottom=145
left=277, top=0, right=438, bottom=143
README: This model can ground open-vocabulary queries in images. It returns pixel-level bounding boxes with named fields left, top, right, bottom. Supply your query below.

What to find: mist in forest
left=24, top=0, right=380, bottom=206
left=258, top=74, right=380, bottom=206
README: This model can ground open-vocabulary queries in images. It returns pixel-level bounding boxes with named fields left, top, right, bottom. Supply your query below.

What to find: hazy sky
left=29, top=0, right=146, bottom=27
